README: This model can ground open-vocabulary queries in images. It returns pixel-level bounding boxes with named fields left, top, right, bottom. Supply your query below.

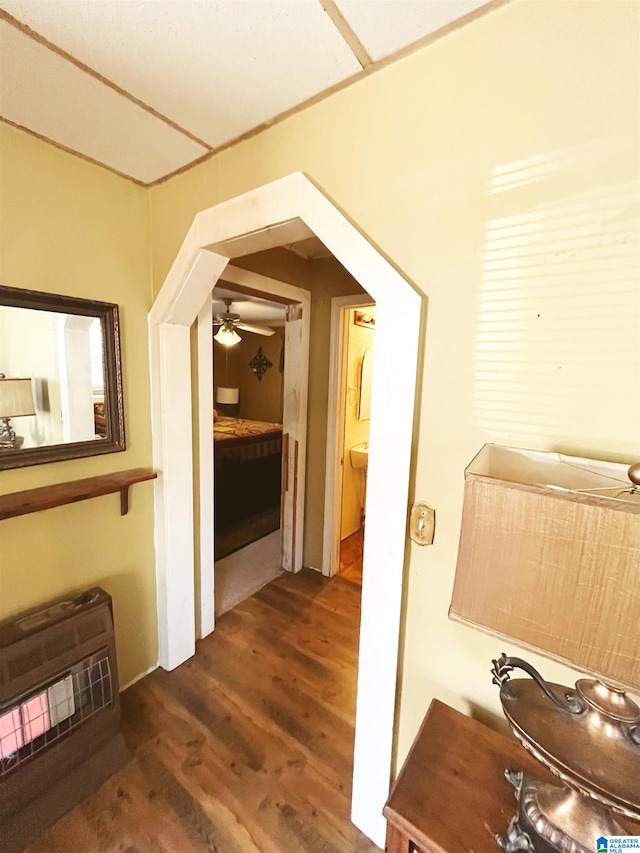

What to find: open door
left=281, top=300, right=309, bottom=572
left=207, top=263, right=311, bottom=575
left=322, top=295, right=375, bottom=577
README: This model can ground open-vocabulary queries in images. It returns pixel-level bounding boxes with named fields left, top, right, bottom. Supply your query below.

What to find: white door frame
left=322, top=294, right=375, bottom=577
left=193, top=268, right=309, bottom=636
left=149, top=173, right=421, bottom=847
left=195, top=299, right=215, bottom=640
left=212, top=264, right=310, bottom=573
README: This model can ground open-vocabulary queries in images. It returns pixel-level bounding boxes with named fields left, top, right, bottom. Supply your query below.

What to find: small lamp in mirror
left=0, top=374, right=36, bottom=449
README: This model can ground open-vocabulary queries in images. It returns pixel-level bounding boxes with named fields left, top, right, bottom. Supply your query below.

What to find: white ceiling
left=0, top=0, right=493, bottom=186
left=213, top=286, right=287, bottom=325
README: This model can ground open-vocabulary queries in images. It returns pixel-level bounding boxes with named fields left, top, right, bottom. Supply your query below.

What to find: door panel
left=281, top=303, right=309, bottom=572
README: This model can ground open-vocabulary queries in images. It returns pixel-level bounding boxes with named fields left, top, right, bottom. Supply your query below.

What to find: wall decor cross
left=249, top=347, right=273, bottom=382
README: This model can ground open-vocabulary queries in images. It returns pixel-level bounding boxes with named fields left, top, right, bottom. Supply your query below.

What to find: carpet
left=215, top=506, right=281, bottom=561
left=214, top=530, right=282, bottom=617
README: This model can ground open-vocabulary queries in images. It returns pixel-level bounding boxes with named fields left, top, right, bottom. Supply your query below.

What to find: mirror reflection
left=358, top=346, right=373, bottom=421
left=0, top=286, right=125, bottom=469
left=0, top=307, right=106, bottom=449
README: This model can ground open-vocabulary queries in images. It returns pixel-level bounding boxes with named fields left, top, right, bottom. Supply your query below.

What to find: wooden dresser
left=383, top=699, right=640, bottom=853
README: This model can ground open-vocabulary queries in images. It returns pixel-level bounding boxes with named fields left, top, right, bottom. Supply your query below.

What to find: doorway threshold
left=215, top=530, right=282, bottom=617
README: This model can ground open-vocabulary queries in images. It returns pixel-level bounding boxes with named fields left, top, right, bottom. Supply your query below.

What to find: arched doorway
left=149, top=173, right=421, bottom=845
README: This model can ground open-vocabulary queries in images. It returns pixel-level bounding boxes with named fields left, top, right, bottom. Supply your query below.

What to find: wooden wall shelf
left=0, top=469, right=157, bottom=520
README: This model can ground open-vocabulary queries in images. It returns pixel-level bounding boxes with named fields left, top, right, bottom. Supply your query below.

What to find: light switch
left=410, top=501, right=435, bottom=545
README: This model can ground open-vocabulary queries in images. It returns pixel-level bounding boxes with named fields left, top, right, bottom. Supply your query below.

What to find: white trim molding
left=149, top=173, right=421, bottom=847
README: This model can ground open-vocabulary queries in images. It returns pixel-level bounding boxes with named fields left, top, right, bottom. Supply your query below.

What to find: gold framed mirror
left=0, top=285, right=125, bottom=469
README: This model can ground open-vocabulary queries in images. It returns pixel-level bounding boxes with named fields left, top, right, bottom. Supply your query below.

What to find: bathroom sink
left=350, top=442, right=369, bottom=469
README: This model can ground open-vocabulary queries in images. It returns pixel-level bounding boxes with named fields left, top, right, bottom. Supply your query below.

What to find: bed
left=214, top=414, right=283, bottom=529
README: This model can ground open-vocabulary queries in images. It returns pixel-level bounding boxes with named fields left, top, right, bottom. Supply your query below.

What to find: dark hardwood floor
left=25, top=570, right=380, bottom=853
left=338, top=528, right=364, bottom=586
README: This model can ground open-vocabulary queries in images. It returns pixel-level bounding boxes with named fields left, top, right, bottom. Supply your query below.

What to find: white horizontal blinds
left=89, top=318, right=104, bottom=394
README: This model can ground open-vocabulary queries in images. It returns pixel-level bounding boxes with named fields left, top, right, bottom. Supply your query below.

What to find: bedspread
left=214, top=415, right=282, bottom=465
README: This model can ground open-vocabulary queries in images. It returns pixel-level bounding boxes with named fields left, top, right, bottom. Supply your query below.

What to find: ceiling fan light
left=214, top=325, right=242, bottom=347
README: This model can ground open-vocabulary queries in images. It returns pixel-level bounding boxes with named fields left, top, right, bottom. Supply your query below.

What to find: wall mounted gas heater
left=0, top=587, right=129, bottom=852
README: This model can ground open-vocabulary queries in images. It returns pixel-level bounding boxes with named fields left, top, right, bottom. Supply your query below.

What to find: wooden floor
left=338, top=528, right=364, bottom=586
left=25, top=570, right=380, bottom=853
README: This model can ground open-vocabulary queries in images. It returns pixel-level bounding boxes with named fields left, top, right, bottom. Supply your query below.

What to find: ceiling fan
left=213, top=298, right=275, bottom=347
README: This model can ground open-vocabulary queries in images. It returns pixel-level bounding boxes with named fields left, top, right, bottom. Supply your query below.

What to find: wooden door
left=281, top=301, right=309, bottom=572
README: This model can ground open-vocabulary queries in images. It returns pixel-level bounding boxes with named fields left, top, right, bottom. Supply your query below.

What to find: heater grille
left=0, top=650, right=113, bottom=778
left=0, top=587, right=128, bottom=852
left=7, top=648, right=43, bottom=680
left=44, top=631, right=76, bottom=660
left=77, top=615, right=106, bottom=644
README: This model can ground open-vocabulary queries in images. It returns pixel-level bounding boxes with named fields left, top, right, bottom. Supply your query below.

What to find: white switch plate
left=410, top=501, right=435, bottom=545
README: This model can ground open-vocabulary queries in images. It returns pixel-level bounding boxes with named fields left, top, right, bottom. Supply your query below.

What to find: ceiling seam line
left=147, top=148, right=221, bottom=188
left=0, top=115, right=147, bottom=187
left=0, top=9, right=214, bottom=151
left=146, top=0, right=511, bottom=186
left=318, top=0, right=372, bottom=69
left=2, top=0, right=511, bottom=187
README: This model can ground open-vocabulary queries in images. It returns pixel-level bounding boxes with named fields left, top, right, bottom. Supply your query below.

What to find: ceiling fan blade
left=236, top=322, right=275, bottom=337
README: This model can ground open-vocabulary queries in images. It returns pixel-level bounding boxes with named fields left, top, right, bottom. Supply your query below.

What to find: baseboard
left=120, top=663, right=157, bottom=692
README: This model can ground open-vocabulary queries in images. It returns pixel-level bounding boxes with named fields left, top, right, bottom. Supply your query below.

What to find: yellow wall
left=0, top=124, right=157, bottom=688
left=228, top=249, right=362, bottom=569
left=341, top=308, right=374, bottom=540
left=238, top=330, right=285, bottom=423
left=213, top=334, right=242, bottom=391
left=150, top=0, right=640, bottom=762
left=304, top=258, right=367, bottom=566
left=214, top=328, right=285, bottom=424
left=0, top=0, right=638, bottom=774
left=230, top=250, right=364, bottom=567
